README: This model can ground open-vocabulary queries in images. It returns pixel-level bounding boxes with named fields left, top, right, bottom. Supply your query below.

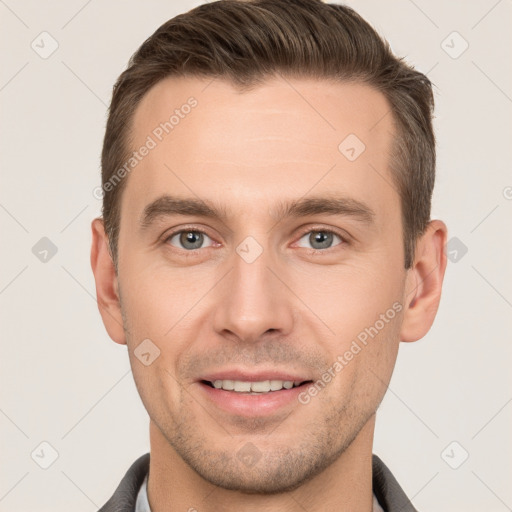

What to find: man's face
left=115, top=76, right=409, bottom=492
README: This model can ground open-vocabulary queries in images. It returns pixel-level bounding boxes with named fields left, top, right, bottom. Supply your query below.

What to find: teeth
left=234, top=381, right=251, bottom=392
left=270, top=380, right=283, bottom=391
left=251, top=380, right=271, bottom=392
left=221, top=379, right=235, bottom=390
left=211, top=379, right=303, bottom=393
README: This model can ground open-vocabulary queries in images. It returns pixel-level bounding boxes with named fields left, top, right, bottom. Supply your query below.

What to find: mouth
left=200, top=378, right=313, bottom=394
left=196, top=373, right=314, bottom=416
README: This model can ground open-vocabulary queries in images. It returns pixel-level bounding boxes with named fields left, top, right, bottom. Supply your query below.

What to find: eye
left=296, top=229, right=344, bottom=251
left=165, top=229, right=215, bottom=251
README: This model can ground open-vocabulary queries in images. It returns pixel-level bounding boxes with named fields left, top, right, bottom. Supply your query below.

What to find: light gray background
left=1, top=1, right=511, bottom=511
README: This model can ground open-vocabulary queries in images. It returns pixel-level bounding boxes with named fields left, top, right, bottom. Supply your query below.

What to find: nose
left=212, top=245, right=295, bottom=344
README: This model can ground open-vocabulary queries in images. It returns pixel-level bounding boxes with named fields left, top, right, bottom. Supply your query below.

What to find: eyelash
left=162, top=225, right=349, bottom=254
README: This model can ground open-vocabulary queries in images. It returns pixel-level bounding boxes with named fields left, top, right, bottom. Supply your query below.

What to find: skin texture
left=91, top=76, right=447, bottom=512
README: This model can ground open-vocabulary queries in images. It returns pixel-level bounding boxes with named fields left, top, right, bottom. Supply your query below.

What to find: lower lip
left=198, top=382, right=308, bottom=416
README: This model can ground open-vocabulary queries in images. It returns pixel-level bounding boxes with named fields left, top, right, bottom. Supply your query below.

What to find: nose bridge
left=213, top=240, right=294, bottom=342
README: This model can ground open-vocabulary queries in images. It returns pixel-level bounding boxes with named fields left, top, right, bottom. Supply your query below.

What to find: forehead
left=121, top=75, right=397, bottom=225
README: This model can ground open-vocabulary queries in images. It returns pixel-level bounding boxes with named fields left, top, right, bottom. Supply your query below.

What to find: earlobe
left=400, top=220, right=448, bottom=343
left=90, top=217, right=127, bottom=345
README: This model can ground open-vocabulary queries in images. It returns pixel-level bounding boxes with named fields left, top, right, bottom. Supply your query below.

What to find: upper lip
left=199, top=369, right=312, bottom=383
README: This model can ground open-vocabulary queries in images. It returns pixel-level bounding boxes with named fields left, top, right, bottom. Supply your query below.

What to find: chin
left=173, top=437, right=347, bottom=495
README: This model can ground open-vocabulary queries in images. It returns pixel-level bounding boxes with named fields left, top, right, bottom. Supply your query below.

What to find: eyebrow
left=139, top=194, right=376, bottom=230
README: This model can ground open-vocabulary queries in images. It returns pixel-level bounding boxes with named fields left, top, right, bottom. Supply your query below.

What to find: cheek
left=120, top=262, right=193, bottom=340
left=291, top=259, right=404, bottom=401
left=129, top=357, right=182, bottom=429
left=292, top=260, right=404, bottom=342
left=123, top=281, right=187, bottom=417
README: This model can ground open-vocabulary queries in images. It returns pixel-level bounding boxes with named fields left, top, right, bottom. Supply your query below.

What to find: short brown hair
left=101, top=0, right=435, bottom=270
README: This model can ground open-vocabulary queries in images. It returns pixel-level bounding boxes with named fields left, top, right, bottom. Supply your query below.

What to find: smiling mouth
left=201, top=379, right=313, bottom=394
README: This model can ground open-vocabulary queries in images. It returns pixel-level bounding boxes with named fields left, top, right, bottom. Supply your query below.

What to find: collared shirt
left=134, top=472, right=385, bottom=512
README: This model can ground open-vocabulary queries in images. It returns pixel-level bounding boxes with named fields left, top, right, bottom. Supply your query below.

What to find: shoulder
left=372, top=454, right=419, bottom=512
left=97, top=453, right=150, bottom=512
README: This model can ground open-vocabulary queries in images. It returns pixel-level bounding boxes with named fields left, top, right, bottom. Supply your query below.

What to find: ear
left=400, top=219, right=448, bottom=342
left=90, top=217, right=126, bottom=345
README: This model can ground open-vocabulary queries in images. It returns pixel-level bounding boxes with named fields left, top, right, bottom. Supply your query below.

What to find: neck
left=147, top=416, right=376, bottom=512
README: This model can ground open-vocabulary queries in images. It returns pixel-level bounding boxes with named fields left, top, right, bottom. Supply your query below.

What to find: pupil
left=181, top=231, right=203, bottom=249
left=311, top=231, right=332, bottom=249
